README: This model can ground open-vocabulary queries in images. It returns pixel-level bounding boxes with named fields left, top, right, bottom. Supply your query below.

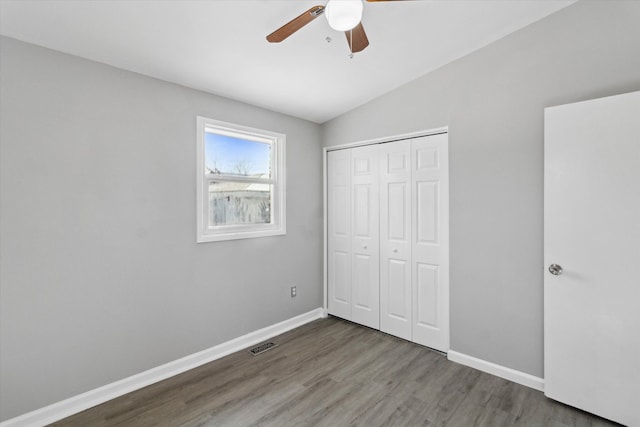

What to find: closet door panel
left=350, top=145, right=380, bottom=329
left=388, top=183, right=408, bottom=239
left=416, top=262, right=439, bottom=327
left=353, top=253, right=375, bottom=316
left=412, top=134, right=449, bottom=352
left=331, top=251, right=350, bottom=304
left=386, top=258, right=410, bottom=317
left=327, top=149, right=352, bottom=320
left=416, top=181, right=439, bottom=244
left=380, top=140, right=412, bottom=340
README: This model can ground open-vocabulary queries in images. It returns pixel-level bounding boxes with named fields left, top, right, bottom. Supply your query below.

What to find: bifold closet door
left=327, top=149, right=352, bottom=320
left=379, top=140, right=412, bottom=340
left=327, top=146, right=380, bottom=328
left=411, top=134, right=449, bottom=352
left=328, top=134, right=449, bottom=351
left=350, top=145, right=380, bottom=328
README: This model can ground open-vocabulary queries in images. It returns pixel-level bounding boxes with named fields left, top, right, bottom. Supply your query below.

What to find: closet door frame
left=323, top=127, right=449, bottom=352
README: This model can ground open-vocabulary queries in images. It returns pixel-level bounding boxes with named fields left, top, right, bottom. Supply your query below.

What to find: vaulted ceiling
left=0, top=0, right=576, bottom=123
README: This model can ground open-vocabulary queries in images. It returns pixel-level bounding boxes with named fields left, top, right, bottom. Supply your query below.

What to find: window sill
left=197, top=227, right=286, bottom=243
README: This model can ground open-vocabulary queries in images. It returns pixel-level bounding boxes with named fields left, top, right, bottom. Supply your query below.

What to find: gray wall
left=0, top=37, right=323, bottom=421
left=322, top=0, right=640, bottom=378
left=3, top=0, right=640, bottom=421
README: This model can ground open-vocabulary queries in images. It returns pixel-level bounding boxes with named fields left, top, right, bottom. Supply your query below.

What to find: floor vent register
left=249, top=342, right=277, bottom=356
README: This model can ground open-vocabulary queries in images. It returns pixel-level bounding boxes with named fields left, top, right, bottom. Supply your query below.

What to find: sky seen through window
left=205, top=132, right=271, bottom=177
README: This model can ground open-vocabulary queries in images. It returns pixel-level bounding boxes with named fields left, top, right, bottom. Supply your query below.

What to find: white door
left=544, top=91, right=640, bottom=426
left=351, top=145, right=380, bottom=329
left=327, top=149, right=352, bottom=320
left=412, top=134, right=449, bottom=352
left=380, top=140, right=413, bottom=340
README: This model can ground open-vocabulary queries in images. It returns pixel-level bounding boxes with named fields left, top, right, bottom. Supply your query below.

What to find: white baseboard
left=447, top=350, right=545, bottom=392
left=1, top=308, right=326, bottom=427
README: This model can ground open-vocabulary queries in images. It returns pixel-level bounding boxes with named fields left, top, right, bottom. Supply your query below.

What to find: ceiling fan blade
left=266, top=5, right=325, bottom=43
left=345, top=22, right=369, bottom=53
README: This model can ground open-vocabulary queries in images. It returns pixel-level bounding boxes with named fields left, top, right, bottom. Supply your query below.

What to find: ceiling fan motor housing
left=325, top=0, right=364, bottom=31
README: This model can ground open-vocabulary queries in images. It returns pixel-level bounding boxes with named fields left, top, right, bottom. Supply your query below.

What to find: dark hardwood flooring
left=53, top=317, right=620, bottom=426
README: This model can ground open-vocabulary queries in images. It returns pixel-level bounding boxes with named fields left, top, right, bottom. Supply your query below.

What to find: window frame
left=196, top=116, right=286, bottom=243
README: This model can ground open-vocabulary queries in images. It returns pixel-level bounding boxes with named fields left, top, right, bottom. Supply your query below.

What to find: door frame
left=323, top=126, right=449, bottom=339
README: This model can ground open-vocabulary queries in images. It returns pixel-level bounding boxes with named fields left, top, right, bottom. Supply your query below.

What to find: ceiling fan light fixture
left=325, top=0, right=363, bottom=32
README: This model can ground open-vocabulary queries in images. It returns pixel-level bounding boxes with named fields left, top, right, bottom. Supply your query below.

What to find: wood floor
left=53, top=317, right=620, bottom=427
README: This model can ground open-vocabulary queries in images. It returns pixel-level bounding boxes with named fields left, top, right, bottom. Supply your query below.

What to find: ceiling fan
left=267, top=0, right=409, bottom=55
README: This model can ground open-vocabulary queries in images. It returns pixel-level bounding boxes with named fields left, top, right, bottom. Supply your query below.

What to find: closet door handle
left=393, top=249, right=398, bottom=253
left=363, top=245, right=368, bottom=249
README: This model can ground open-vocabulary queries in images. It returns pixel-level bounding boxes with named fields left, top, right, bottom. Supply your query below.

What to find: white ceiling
left=0, top=0, right=576, bottom=123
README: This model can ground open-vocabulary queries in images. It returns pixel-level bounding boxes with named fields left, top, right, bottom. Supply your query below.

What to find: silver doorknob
left=393, top=249, right=398, bottom=253
left=363, top=245, right=367, bottom=249
left=548, top=264, right=563, bottom=276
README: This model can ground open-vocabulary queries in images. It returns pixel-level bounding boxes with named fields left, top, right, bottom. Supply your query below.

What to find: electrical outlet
left=290, top=286, right=297, bottom=298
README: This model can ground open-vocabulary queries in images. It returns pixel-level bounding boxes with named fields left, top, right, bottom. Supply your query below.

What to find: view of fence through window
left=205, top=132, right=272, bottom=227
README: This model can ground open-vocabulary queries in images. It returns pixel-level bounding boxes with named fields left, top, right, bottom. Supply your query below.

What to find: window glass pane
left=208, top=181, right=272, bottom=227
left=205, top=132, right=271, bottom=178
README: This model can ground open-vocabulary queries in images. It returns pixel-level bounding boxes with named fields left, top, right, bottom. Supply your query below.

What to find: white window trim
left=196, top=116, right=286, bottom=243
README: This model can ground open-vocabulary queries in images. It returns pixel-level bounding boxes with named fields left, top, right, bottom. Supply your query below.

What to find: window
left=196, top=117, right=285, bottom=242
